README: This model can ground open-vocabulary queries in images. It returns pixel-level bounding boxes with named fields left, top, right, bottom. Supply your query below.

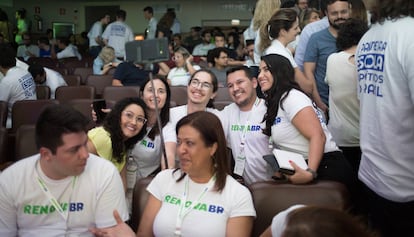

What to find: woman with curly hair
left=87, top=97, right=148, bottom=189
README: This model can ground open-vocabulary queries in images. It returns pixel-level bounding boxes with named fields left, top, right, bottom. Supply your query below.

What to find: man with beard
left=303, top=0, right=350, bottom=113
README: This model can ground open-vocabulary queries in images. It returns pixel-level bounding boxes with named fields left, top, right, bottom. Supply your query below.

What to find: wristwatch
left=306, top=168, right=318, bottom=179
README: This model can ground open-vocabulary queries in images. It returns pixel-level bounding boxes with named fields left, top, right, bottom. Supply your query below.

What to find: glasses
left=190, top=79, right=212, bottom=90
left=122, top=111, right=147, bottom=124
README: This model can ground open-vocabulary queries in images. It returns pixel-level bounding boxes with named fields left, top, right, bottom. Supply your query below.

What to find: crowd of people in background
left=0, top=0, right=413, bottom=236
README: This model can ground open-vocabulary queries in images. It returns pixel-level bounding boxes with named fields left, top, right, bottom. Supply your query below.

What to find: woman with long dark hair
left=87, top=97, right=148, bottom=189
left=259, top=54, right=354, bottom=186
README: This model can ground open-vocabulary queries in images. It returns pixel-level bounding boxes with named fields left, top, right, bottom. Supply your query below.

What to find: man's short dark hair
left=226, top=65, right=254, bottom=79
left=0, top=43, right=16, bottom=68
left=35, top=104, right=90, bottom=154
left=116, top=9, right=126, bottom=20
left=143, top=6, right=153, bottom=14
left=38, top=37, right=49, bottom=45
left=207, top=47, right=228, bottom=66
left=28, top=64, right=45, bottom=80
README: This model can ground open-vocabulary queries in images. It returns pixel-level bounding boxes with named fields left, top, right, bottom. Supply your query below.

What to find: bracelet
left=306, top=168, right=318, bottom=179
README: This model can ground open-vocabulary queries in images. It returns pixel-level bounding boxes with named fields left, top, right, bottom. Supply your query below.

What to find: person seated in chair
left=28, top=64, right=67, bottom=99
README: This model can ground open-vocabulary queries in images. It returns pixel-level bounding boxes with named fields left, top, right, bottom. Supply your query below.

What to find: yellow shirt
left=88, top=127, right=126, bottom=172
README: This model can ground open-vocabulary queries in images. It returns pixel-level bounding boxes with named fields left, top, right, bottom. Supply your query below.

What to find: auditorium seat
left=62, top=74, right=81, bottom=87
left=85, top=74, right=113, bottom=98
left=55, top=86, right=95, bottom=104
left=14, top=124, right=37, bottom=161
left=0, top=127, right=8, bottom=165
left=73, top=67, right=93, bottom=85
left=58, top=57, right=87, bottom=75
left=67, top=99, right=96, bottom=130
left=249, top=180, right=351, bottom=237
left=103, top=86, right=141, bottom=104
left=170, top=86, right=188, bottom=106
left=0, top=101, right=7, bottom=127
left=10, top=99, right=59, bottom=134
left=36, top=85, right=51, bottom=100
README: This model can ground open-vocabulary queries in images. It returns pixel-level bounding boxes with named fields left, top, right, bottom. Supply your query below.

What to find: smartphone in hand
left=93, top=99, right=107, bottom=124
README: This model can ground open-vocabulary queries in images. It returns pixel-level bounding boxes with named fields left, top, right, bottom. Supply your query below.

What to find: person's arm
left=287, top=106, right=325, bottom=184
left=157, top=61, right=170, bottom=76
left=259, top=227, right=272, bottom=237
left=112, top=79, right=123, bottom=86
left=185, top=55, right=198, bottom=75
left=294, top=68, right=313, bottom=95
left=226, top=216, right=254, bottom=237
left=303, top=62, right=327, bottom=114
left=136, top=194, right=162, bottom=237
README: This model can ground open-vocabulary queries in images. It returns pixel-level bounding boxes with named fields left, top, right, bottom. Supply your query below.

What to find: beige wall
left=3, top=0, right=254, bottom=35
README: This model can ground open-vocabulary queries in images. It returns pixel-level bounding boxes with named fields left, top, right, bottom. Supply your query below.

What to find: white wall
left=4, top=0, right=255, bottom=35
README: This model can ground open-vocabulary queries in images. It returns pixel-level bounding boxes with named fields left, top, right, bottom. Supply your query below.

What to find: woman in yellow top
left=87, top=97, right=148, bottom=190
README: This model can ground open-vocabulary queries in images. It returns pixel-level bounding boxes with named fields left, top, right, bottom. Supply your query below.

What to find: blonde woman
left=93, top=46, right=122, bottom=75
left=167, top=46, right=200, bottom=86
left=251, top=0, right=281, bottom=65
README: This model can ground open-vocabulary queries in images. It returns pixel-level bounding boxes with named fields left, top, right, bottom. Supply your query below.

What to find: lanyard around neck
left=174, top=174, right=216, bottom=236
left=238, top=97, right=260, bottom=146
left=35, top=160, right=77, bottom=221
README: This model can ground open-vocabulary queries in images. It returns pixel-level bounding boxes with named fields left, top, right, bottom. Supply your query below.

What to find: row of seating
left=27, top=56, right=95, bottom=75
left=131, top=177, right=351, bottom=237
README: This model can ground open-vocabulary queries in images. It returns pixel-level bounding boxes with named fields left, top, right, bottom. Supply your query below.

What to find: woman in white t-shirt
left=167, top=46, right=200, bottom=86
left=258, top=54, right=354, bottom=186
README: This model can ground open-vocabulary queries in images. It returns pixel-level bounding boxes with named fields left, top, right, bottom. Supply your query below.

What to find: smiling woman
left=137, top=111, right=256, bottom=237
left=87, top=97, right=148, bottom=190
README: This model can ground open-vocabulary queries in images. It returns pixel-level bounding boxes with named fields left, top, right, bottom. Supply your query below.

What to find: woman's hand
left=285, top=161, right=314, bottom=184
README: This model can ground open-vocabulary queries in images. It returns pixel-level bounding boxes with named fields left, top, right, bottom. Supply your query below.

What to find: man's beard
left=329, top=18, right=347, bottom=29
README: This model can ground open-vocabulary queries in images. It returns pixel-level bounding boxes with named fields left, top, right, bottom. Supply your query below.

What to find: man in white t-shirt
left=143, top=6, right=157, bottom=39
left=87, top=13, right=111, bottom=58
left=219, top=66, right=271, bottom=185
left=28, top=64, right=67, bottom=99
left=16, top=33, right=39, bottom=61
left=356, top=0, right=414, bottom=236
left=0, top=44, right=36, bottom=128
left=0, top=104, right=128, bottom=237
left=51, top=37, right=82, bottom=60
left=102, top=9, right=134, bottom=59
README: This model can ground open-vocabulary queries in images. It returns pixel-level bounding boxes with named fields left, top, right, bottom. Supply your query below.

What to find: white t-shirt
left=0, top=154, right=129, bottom=237
left=356, top=17, right=414, bottom=202
left=325, top=51, right=359, bottom=146
left=43, top=67, right=67, bottom=99
left=102, top=21, right=134, bottom=58
left=271, top=89, right=338, bottom=158
left=129, top=127, right=175, bottom=179
left=219, top=99, right=272, bottom=185
left=148, top=169, right=256, bottom=237
left=146, top=17, right=158, bottom=39
left=168, top=66, right=201, bottom=86
left=87, top=21, right=103, bottom=47
left=57, top=44, right=82, bottom=60
left=192, top=43, right=215, bottom=56
left=163, top=105, right=219, bottom=144
left=270, top=205, right=305, bottom=237
left=0, top=66, right=36, bottom=128
left=264, top=39, right=298, bottom=68
left=17, top=44, right=40, bottom=61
